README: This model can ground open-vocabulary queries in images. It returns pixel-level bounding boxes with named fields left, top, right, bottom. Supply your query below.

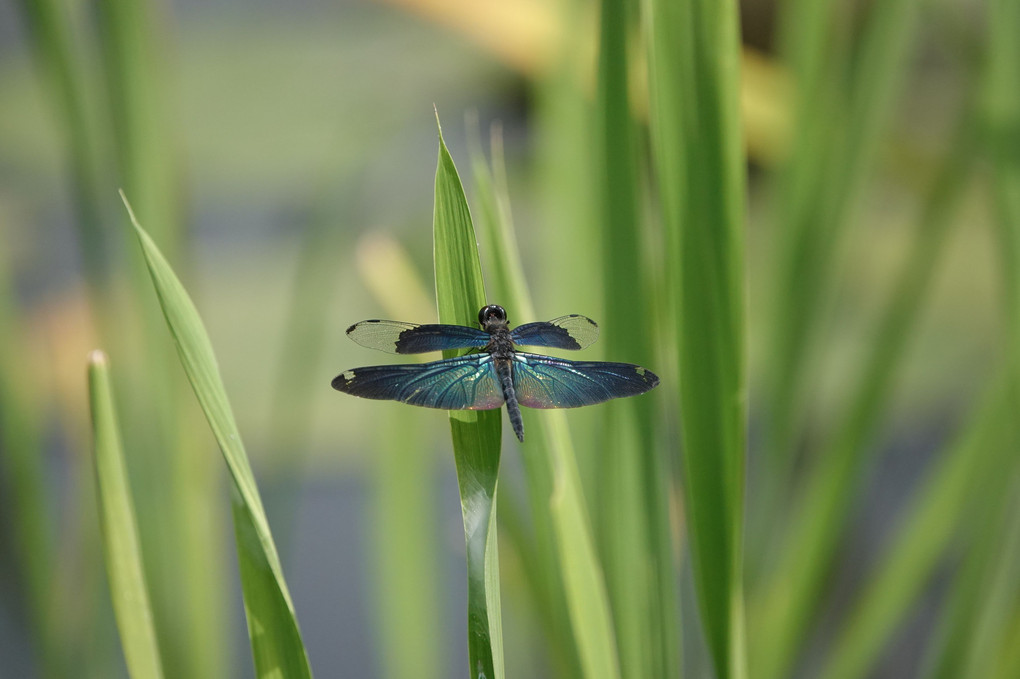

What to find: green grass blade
left=595, top=1, right=679, bottom=676
left=468, top=124, right=577, bottom=676
left=761, top=0, right=924, bottom=494
left=16, top=0, right=112, bottom=295
left=919, top=4, right=1020, bottom=677
left=96, top=0, right=180, bottom=262
left=991, top=613, right=1020, bottom=679
left=984, top=0, right=1020, bottom=376
left=920, top=394, right=1020, bottom=679
left=596, top=0, right=650, bottom=368
left=94, top=1, right=229, bottom=673
left=530, top=2, right=600, bottom=318
left=752, top=109, right=976, bottom=679
left=938, top=3, right=1020, bottom=676
left=471, top=124, right=621, bottom=679
left=87, top=350, right=165, bottom=679
left=546, top=428, right=623, bottom=679
left=353, top=234, right=443, bottom=679
left=121, top=194, right=312, bottom=679
left=756, top=0, right=848, bottom=492
left=958, top=477, right=1020, bottom=679
left=270, top=192, right=357, bottom=460
left=646, top=0, right=748, bottom=676
left=818, top=379, right=1006, bottom=679
left=372, top=406, right=443, bottom=679
left=432, top=113, right=505, bottom=679
left=468, top=122, right=529, bottom=321
left=0, top=247, right=60, bottom=674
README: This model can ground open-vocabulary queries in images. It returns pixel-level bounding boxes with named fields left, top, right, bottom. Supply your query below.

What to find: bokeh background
left=1, top=0, right=1018, bottom=677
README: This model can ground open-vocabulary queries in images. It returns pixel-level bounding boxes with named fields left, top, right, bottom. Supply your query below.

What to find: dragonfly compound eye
left=479, top=304, right=507, bottom=326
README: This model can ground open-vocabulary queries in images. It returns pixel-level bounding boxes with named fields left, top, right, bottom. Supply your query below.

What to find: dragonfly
left=331, top=304, right=659, bottom=442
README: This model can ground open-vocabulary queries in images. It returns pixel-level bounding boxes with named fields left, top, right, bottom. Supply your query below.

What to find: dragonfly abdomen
left=496, top=359, right=524, bottom=441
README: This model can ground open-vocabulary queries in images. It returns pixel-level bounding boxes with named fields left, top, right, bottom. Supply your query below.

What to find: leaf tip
left=119, top=190, right=144, bottom=235
left=88, top=349, right=109, bottom=368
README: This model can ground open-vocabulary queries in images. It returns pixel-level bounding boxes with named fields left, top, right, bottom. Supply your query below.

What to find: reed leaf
left=819, top=380, right=1007, bottom=679
left=596, top=0, right=679, bottom=676
left=471, top=123, right=621, bottom=679
left=761, top=0, right=923, bottom=498
left=354, top=234, right=443, bottom=679
left=754, top=105, right=976, bottom=679
left=646, top=0, right=747, bottom=676
left=432, top=113, right=505, bottom=679
left=0, top=242, right=59, bottom=674
left=123, top=194, right=312, bottom=679
left=88, top=350, right=165, bottom=679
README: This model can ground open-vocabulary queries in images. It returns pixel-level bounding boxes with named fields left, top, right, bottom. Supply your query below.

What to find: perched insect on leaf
left=332, top=304, right=659, bottom=441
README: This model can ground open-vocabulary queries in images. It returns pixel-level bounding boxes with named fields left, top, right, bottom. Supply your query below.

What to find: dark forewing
left=347, top=319, right=490, bottom=354
left=510, top=315, right=599, bottom=350
left=512, top=353, right=658, bottom=408
left=332, top=354, right=504, bottom=410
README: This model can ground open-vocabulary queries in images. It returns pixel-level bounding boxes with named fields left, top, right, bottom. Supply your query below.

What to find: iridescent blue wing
left=332, top=353, right=504, bottom=410
left=347, top=319, right=490, bottom=354
left=512, top=353, right=658, bottom=408
left=510, top=315, right=599, bottom=350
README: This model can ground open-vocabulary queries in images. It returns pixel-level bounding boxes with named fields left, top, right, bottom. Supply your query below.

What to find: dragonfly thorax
left=485, top=326, right=516, bottom=360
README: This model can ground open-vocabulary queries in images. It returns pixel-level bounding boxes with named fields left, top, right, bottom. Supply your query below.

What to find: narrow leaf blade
left=646, top=0, right=748, bottom=676
left=122, top=194, right=312, bottom=679
left=596, top=1, right=680, bottom=676
left=432, top=114, right=505, bottom=679
left=88, top=350, right=165, bottom=679
left=471, top=126, right=621, bottom=679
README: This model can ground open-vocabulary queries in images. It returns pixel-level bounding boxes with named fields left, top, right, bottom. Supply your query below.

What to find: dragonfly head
left=478, top=304, right=508, bottom=331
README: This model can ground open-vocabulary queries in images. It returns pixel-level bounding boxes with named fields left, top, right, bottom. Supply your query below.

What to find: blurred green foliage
left=1, top=0, right=1018, bottom=677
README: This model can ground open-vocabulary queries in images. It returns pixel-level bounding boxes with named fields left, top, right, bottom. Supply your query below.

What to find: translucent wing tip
left=347, top=320, right=381, bottom=335
left=570, top=315, right=599, bottom=344
left=568, top=314, right=597, bottom=327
